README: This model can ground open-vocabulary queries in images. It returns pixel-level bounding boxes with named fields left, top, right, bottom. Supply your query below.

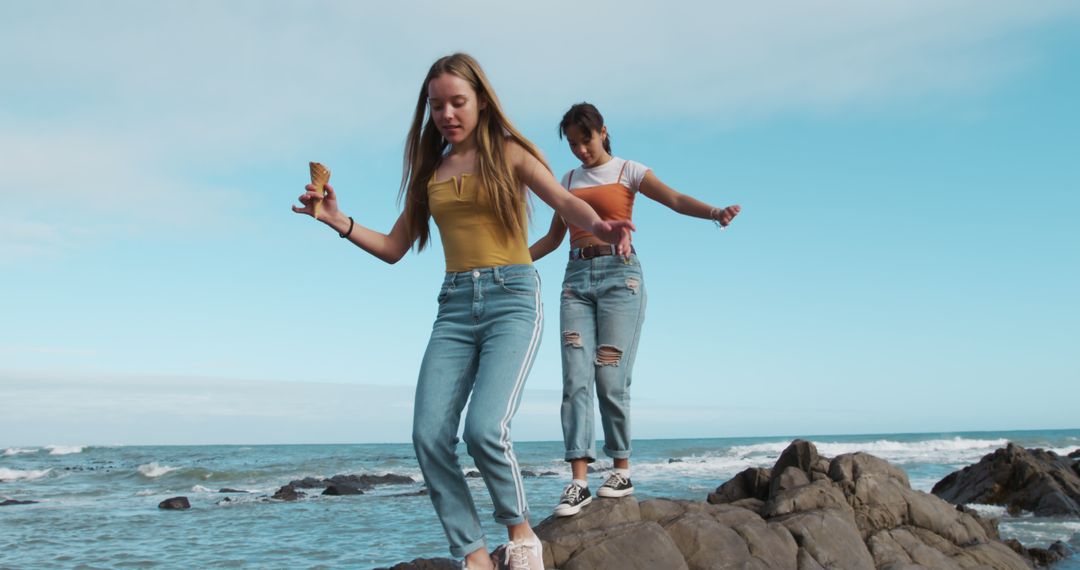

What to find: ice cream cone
left=309, top=162, right=331, bottom=220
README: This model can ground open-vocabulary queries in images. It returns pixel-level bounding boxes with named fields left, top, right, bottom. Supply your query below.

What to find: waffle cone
left=309, top=162, right=331, bottom=220
left=309, top=162, right=331, bottom=189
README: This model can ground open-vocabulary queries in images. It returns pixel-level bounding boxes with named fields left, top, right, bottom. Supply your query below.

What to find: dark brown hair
left=558, top=102, right=611, bottom=154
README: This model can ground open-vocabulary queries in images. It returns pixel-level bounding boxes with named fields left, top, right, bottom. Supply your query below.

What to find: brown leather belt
left=569, top=244, right=635, bottom=260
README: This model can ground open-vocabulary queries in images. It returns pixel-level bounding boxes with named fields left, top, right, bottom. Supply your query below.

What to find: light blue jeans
left=412, top=264, right=543, bottom=558
left=560, top=254, right=647, bottom=462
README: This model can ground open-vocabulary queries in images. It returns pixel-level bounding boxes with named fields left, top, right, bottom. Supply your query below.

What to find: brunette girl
left=529, top=102, right=739, bottom=517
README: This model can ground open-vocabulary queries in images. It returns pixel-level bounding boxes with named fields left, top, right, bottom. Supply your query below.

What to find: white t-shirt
left=561, top=157, right=650, bottom=193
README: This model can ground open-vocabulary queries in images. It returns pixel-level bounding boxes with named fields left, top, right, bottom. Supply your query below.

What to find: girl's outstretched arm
left=638, top=171, right=741, bottom=227
left=511, top=142, right=635, bottom=251
left=528, top=214, right=568, bottom=261
left=293, top=183, right=415, bottom=264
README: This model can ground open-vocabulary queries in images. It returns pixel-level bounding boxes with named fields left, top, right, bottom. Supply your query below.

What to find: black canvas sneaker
left=597, top=472, right=634, bottom=498
left=552, top=482, right=592, bottom=517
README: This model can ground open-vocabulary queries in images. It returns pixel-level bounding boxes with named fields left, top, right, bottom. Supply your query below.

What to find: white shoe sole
left=597, top=487, right=634, bottom=498
left=553, top=495, right=592, bottom=516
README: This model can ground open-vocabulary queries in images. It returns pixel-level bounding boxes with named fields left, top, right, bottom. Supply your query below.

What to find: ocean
left=2, top=430, right=1078, bottom=569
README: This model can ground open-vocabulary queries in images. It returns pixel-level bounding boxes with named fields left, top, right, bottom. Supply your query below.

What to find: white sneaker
left=499, top=536, right=544, bottom=570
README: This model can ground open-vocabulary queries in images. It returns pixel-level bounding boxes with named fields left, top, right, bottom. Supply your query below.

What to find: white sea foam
left=725, top=437, right=1009, bottom=466
left=0, top=468, right=52, bottom=482
left=964, top=503, right=1010, bottom=518
left=135, top=490, right=156, bottom=496
left=2, top=447, right=37, bottom=456
left=45, top=445, right=85, bottom=455
left=192, top=485, right=213, bottom=493
left=137, top=463, right=178, bottom=478
left=1000, top=519, right=1080, bottom=548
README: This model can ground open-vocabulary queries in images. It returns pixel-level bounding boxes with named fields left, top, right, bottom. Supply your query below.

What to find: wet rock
left=218, top=488, right=245, bottom=493
left=372, top=558, right=458, bottom=570
left=707, top=466, right=771, bottom=504
left=932, top=442, right=1080, bottom=517
left=392, top=488, right=428, bottom=497
left=287, top=472, right=415, bottom=491
left=0, top=499, right=38, bottom=506
left=464, top=470, right=481, bottom=478
left=158, top=496, right=190, bottom=510
left=271, top=485, right=304, bottom=501
left=322, top=483, right=364, bottom=496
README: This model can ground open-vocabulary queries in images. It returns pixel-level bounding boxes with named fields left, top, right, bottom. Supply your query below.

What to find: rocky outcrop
left=932, top=443, right=1080, bottom=517
left=271, top=485, right=304, bottom=501
left=286, top=472, right=413, bottom=490
left=272, top=472, right=413, bottom=500
left=532, top=440, right=1032, bottom=570
left=158, top=496, right=190, bottom=510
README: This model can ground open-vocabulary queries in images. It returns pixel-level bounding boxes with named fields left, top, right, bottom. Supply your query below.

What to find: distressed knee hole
left=562, top=287, right=574, bottom=299
left=596, top=344, right=623, bottom=366
left=625, top=278, right=640, bottom=294
left=563, top=331, right=583, bottom=348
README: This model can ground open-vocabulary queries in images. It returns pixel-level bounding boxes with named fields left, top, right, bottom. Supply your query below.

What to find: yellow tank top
left=428, top=173, right=532, bottom=272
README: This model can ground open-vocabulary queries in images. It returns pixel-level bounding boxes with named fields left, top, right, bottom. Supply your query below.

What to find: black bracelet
left=339, top=216, right=354, bottom=238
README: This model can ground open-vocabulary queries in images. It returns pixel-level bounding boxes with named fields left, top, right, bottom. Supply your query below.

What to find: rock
left=774, top=508, right=876, bottom=569
left=288, top=476, right=326, bottom=489
left=376, top=440, right=1039, bottom=570
left=0, top=499, right=38, bottom=506
left=371, top=558, right=459, bottom=570
left=322, top=483, right=364, bottom=496
left=555, top=521, right=688, bottom=570
left=271, top=485, right=304, bottom=501
left=287, top=473, right=415, bottom=491
left=707, top=466, right=771, bottom=504
left=769, top=465, right=812, bottom=496
left=668, top=458, right=684, bottom=463
left=465, top=470, right=481, bottom=478
left=158, top=496, right=190, bottom=510
left=218, top=488, right=245, bottom=493
left=773, top=438, right=820, bottom=476
left=932, top=442, right=1080, bottom=517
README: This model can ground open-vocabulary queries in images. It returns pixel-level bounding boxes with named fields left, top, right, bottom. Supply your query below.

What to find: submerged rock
left=372, top=558, right=458, bottom=570
left=287, top=472, right=415, bottom=491
left=322, top=483, right=364, bottom=496
left=932, top=442, right=1080, bottom=517
left=271, top=485, right=304, bottom=501
left=0, top=499, right=38, bottom=506
left=158, top=496, right=190, bottom=510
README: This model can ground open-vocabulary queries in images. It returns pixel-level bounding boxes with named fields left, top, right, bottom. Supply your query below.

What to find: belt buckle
left=580, top=246, right=595, bottom=260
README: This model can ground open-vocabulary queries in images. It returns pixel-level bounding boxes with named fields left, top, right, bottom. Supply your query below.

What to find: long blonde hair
left=399, top=53, right=549, bottom=251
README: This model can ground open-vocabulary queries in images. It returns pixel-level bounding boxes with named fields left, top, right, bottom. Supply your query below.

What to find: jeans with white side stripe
left=412, top=264, right=543, bottom=558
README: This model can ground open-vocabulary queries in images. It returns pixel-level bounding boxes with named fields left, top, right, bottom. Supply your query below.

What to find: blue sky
left=2, top=1, right=1078, bottom=445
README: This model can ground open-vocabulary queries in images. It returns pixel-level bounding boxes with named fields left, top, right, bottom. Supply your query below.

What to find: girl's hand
left=591, top=219, right=636, bottom=252
left=292, top=183, right=341, bottom=220
left=712, top=204, right=741, bottom=227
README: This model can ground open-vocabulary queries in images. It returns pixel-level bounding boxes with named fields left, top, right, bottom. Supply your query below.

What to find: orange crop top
left=566, top=161, right=636, bottom=244
left=427, top=173, right=532, bottom=272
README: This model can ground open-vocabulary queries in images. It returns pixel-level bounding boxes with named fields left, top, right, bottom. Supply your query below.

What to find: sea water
left=2, top=430, right=1078, bottom=568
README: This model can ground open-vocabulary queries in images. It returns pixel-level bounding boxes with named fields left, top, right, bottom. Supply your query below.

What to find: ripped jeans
left=559, top=253, right=647, bottom=462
